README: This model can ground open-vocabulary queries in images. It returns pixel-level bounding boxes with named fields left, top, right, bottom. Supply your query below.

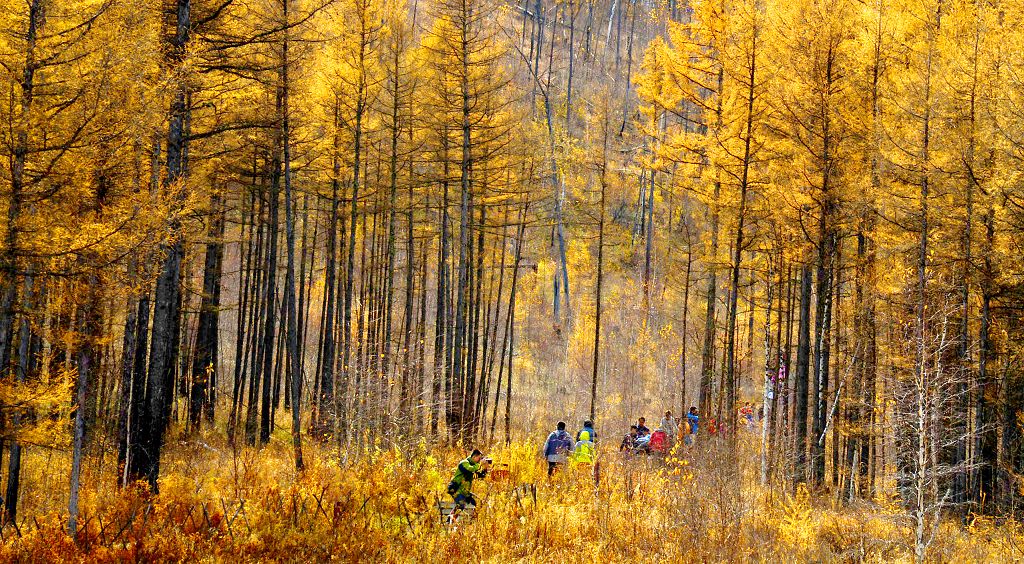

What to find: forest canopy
left=2, top=0, right=1024, bottom=560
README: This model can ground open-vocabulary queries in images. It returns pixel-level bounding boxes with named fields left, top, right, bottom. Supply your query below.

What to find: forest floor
left=1, top=428, right=1022, bottom=562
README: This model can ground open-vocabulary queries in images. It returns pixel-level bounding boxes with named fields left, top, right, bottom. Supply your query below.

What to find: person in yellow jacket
left=572, top=430, right=596, bottom=464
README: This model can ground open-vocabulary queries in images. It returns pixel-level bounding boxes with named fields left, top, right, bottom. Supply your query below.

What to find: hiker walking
left=543, top=421, right=575, bottom=476
left=447, top=449, right=490, bottom=511
left=572, top=430, right=596, bottom=464
left=577, top=420, right=597, bottom=444
left=685, top=407, right=699, bottom=446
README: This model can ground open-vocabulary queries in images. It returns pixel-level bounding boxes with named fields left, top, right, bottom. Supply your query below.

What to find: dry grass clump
left=1, top=432, right=1021, bottom=562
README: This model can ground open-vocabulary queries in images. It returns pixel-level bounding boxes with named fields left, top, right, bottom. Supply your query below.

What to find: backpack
left=555, top=431, right=573, bottom=453
left=544, top=430, right=572, bottom=456
left=650, top=430, right=668, bottom=453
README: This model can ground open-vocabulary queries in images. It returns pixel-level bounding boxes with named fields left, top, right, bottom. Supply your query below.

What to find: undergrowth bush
left=1, top=431, right=1022, bottom=562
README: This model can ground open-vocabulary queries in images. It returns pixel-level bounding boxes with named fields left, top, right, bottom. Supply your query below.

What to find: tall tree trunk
left=341, top=35, right=367, bottom=446
left=724, top=27, right=759, bottom=437
left=3, top=268, right=34, bottom=524
left=760, top=262, right=775, bottom=485
left=318, top=102, right=343, bottom=436
left=130, top=0, right=192, bottom=490
left=954, top=1, right=982, bottom=504
left=697, top=65, right=724, bottom=418
left=491, top=204, right=526, bottom=440
left=433, top=161, right=450, bottom=437
left=245, top=176, right=269, bottom=443
left=452, top=10, right=474, bottom=437
left=280, top=4, right=304, bottom=470
left=260, top=106, right=283, bottom=445
left=69, top=282, right=100, bottom=535
left=975, top=205, right=995, bottom=503
left=190, top=190, right=225, bottom=431
left=591, top=160, right=607, bottom=423
left=0, top=0, right=42, bottom=389
left=400, top=110, right=415, bottom=437
left=642, top=167, right=656, bottom=317
left=810, top=42, right=838, bottom=486
left=680, top=231, right=693, bottom=416
left=793, top=263, right=813, bottom=485
left=504, top=203, right=527, bottom=445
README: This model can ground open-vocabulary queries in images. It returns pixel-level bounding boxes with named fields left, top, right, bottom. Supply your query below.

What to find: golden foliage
left=3, top=435, right=1023, bottom=561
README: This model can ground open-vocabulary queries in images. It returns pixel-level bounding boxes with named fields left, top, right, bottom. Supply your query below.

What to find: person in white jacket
left=660, top=410, right=680, bottom=443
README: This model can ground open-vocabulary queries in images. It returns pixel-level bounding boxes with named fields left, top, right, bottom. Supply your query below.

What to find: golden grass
left=1, top=430, right=1021, bottom=562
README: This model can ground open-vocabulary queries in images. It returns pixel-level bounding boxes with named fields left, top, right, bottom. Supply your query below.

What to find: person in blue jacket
left=636, top=417, right=651, bottom=437
left=685, top=406, right=699, bottom=445
left=542, top=421, right=575, bottom=476
left=577, top=420, right=597, bottom=444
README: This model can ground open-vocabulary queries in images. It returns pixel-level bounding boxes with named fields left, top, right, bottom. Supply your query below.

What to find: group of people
left=541, top=420, right=597, bottom=476
left=445, top=409, right=707, bottom=513
left=619, top=408, right=700, bottom=454
left=538, top=409, right=706, bottom=477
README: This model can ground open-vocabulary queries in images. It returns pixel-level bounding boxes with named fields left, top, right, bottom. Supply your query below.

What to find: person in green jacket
left=448, top=449, right=490, bottom=509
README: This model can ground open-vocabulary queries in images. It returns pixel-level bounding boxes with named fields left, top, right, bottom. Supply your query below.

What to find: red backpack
left=650, top=430, right=668, bottom=453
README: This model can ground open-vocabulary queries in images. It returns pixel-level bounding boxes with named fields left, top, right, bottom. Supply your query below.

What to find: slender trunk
left=433, top=130, right=451, bottom=438
left=491, top=205, right=526, bottom=440
left=698, top=65, right=725, bottom=417
left=401, top=106, right=416, bottom=436
left=318, top=102, right=342, bottom=435
left=642, top=166, right=655, bottom=316
left=3, top=268, right=34, bottom=523
left=724, top=26, right=759, bottom=437
left=793, top=263, right=813, bottom=485
left=566, top=0, right=576, bottom=132
left=452, top=10, right=473, bottom=437
left=190, top=190, right=225, bottom=431
left=130, top=0, right=192, bottom=490
left=281, top=7, right=304, bottom=470
left=0, top=0, right=42, bottom=385
left=385, top=36, right=402, bottom=434
left=591, top=154, right=607, bottom=422
left=342, top=31, right=368, bottom=445
left=975, top=206, right=995, bottom=502
left=245, top=176, right=269, bottom=443
left=760, top=263, right=775, bottom=485
left=618, top=0, right=637, bottom=134
left=260, top=103, right=283, bottom=445
left=504, top=202, right=527, bottom=445
left=954, top=2, right=981, bottom=504
left=69, top=283, right=99, bottom=535
left=680, top=233, right=693, bottom=415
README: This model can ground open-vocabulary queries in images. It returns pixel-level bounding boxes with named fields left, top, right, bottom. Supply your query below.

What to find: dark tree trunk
left=259, top=120, right=282, bottom=445
left=280, top=8, right=304, bottom=469
left=69, top=282, right=101, bottom=534
left=129, top=0, right=192, bottom=491
left=244, top=175, right=269, bottom=443
left=505, top=202, right=527, bottom=445
left=793, top=263, right=813, bottom=485
left=190, top=190, right=225, bottom=431
left=318, top=102, right=342, bottom=435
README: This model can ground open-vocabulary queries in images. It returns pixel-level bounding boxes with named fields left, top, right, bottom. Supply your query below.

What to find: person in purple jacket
left=542, top=421, right=575, bottom=476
